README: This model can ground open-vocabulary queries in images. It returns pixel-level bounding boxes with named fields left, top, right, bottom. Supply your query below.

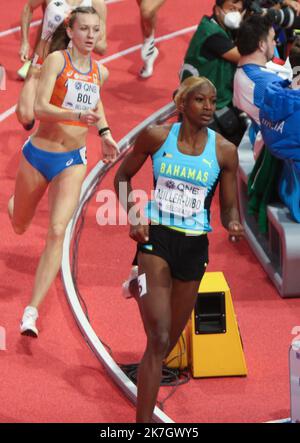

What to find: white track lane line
left=0, top=24, right=196, bottom=123
left=0, top=0, right=124, bottom=38
left=0, top=105, right=17, bottom=123
left=0, top=19, right=41, bottom=38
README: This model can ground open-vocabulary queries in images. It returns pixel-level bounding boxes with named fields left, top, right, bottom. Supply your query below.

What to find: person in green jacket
left=181, top=0, right=245, bottom=109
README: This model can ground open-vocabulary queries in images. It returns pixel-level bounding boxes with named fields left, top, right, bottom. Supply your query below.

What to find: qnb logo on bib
left=155, top=176, right=207, bottom=217
left=62, top=79, right=99, bottom=111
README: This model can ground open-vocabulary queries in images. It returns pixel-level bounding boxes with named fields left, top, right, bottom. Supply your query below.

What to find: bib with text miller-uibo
left=154, top=176, right=207, bottom=218
left=62, top=79, right=100, bottom=111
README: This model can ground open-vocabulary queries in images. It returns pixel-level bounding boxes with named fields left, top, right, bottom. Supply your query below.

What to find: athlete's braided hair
left=49, top=6, right=100, bottom=54
left=174, top=76, right=216, bottom=110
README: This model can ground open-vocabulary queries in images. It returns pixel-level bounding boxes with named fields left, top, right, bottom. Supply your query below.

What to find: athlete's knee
left=140, top=4, right=156, bottom=21
left=48, top=222, right=67, bottom=243
left=148, top=329, right=170, bottom=356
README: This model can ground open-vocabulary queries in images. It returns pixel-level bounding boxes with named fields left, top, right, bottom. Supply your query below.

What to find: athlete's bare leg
left=28, top=164, right=86, bottom=309
left=134, top=251, right=204, bottom=422
left=136, top=0, right=166, bottom=78
left=8, top=154, right=48, bottom=234
left=16, top=66, right=40, bottom=130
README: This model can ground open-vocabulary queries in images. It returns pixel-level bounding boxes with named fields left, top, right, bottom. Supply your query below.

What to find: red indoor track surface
left=1, top=0, right=300, bottom=423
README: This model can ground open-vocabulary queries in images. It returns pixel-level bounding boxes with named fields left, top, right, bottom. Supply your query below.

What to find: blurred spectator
left=260, top=37, right=300, bottom=163
left=234, top=13, right=291, bottom=156
left=259, top=37, right=300, bottom=222
left=234, top=14, right=285, bottom=129
left=234, top=15, right=286, bottom=233
left=180, top=0, right=247, bottom=145
left=181, top=0, right=244, bottom=109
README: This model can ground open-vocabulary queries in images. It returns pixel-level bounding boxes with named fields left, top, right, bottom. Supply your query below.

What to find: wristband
left=98, top=126, right=110, bottom=137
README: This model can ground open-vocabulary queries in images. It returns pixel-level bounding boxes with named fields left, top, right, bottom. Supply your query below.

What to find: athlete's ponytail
left=49, top=6, right=99, bottom=53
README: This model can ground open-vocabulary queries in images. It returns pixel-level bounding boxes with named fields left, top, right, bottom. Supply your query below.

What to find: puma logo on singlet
left=202, top=159, right=213, bottom=168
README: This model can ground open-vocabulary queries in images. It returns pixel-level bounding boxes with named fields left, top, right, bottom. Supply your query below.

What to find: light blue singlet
left=145, top=123, right=221, bottom=235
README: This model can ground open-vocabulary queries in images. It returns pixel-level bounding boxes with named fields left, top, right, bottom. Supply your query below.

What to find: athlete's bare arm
left=20, top=0, right=47, bottom=62
left=114, top=125, right=170, bottom=242
left=217, top=134, right=244, bottom=240
left=92, top=64, right=119, bottom=163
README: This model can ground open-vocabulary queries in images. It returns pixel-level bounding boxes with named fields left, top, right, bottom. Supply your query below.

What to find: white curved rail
left=61, top=102, right=176, bottom=423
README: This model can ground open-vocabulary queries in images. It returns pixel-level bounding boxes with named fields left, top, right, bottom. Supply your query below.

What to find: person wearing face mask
left=181, top=1, right=245, bottom=109
left=180, top=1, right=246, bottom=145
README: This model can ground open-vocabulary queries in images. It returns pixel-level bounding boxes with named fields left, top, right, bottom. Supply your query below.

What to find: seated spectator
left=233, top=14, right=287, bottom=233
left=233, top=14, right=283, bottom=129
left=260, top=37, right=300, bottom=222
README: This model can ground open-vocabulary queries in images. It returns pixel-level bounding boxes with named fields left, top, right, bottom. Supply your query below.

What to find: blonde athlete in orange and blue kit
left=17, top=0, right=107, bottom=130
left=9, top=6, right=118, bottom=338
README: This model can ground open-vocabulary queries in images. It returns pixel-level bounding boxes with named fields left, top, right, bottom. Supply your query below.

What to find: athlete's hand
left=79, top=109, right=100, bottom=126
left=129, top=223, right=149, bottom=243
left=19, top=42, right=30, bottom=62
left=101, top=132, right=120, bottom=163
left=227, top=220, right=244, bottom=243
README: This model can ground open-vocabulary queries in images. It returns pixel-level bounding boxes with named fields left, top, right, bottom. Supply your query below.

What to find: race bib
left=62, top=79, right=99, bottom=111
left=154, top=176, right=207, bottom=218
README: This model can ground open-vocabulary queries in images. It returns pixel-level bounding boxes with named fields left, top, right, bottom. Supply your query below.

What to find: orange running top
left=50, top=50, right=102, bottom=127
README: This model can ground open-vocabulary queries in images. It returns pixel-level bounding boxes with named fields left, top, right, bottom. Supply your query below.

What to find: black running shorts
left=136, top=224, right=208, bottom=281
